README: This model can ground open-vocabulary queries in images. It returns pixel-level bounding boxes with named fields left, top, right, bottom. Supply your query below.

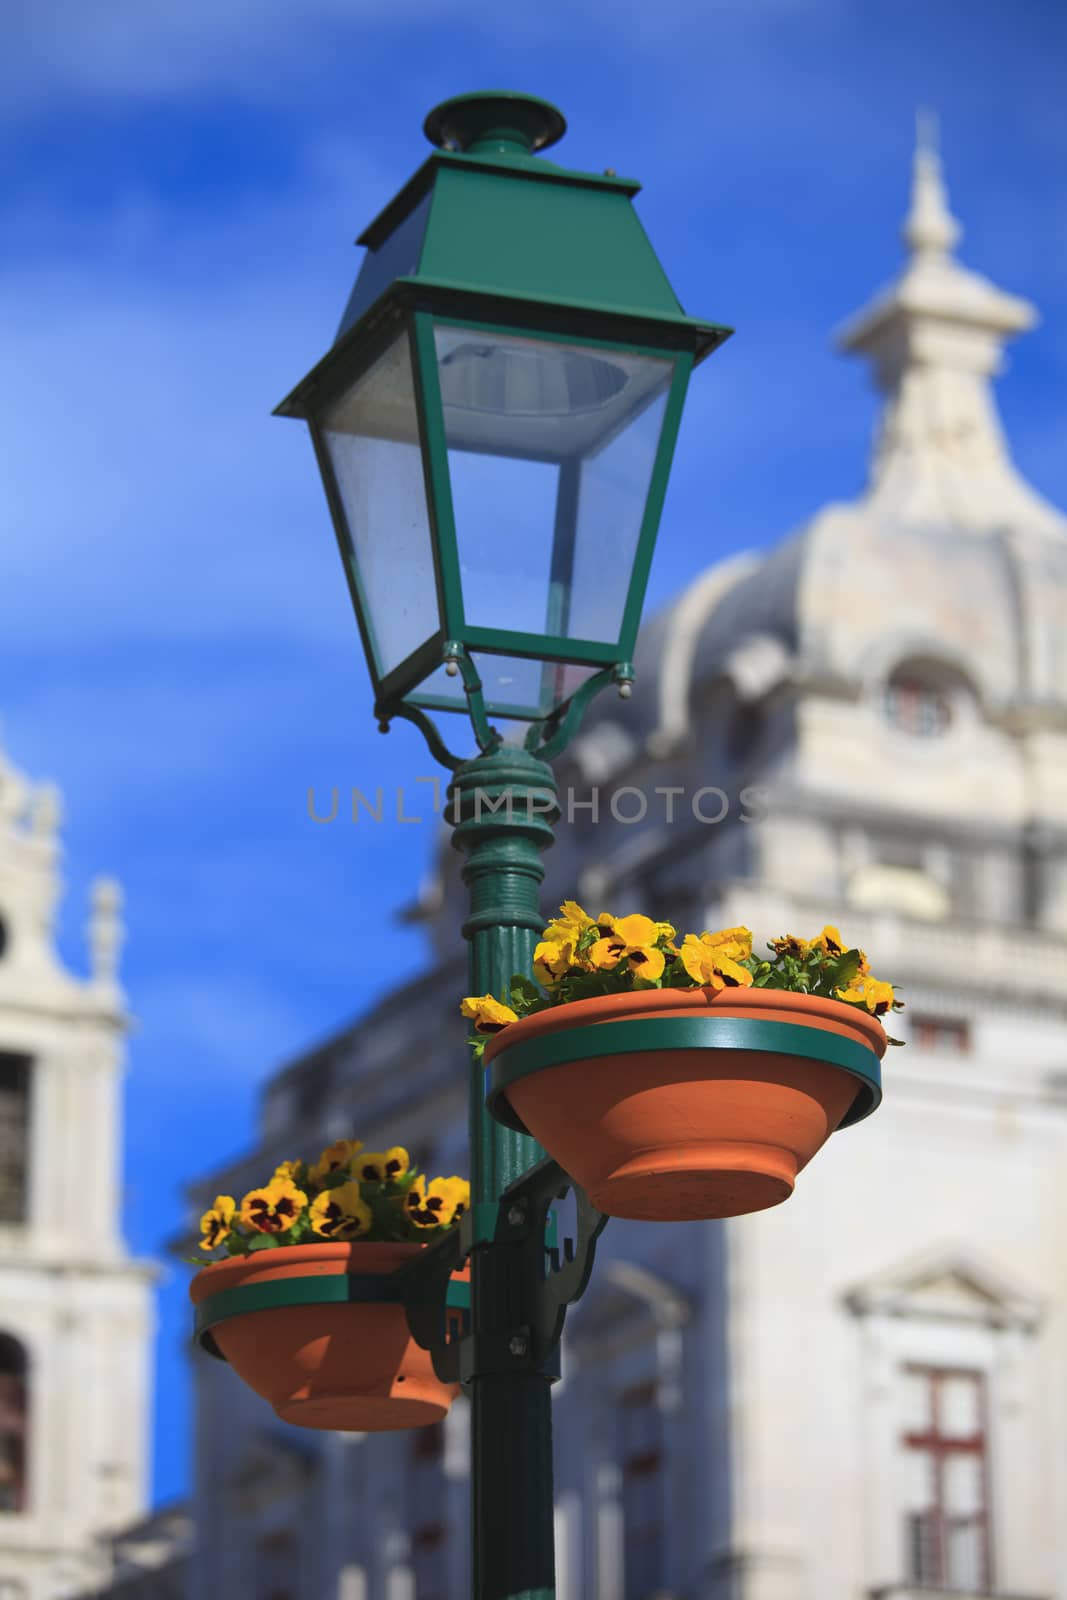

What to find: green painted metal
left=448, top=747, right=561, bottom=1600
left=485, top=1014, right=884, bottom=1137
left=449, top=748, right=558, bottom=1197
left=529, top=664, right=631, bottom=762
left=377, top=632, right=448, bottom=712
left=281, top=281, right=728, bottom=423
left=457, top=627, right=617, bottom=664
left=416, top=166, right=687, bottom=325
left=385, top=702, right=466, bottom=770
left=423, top=91, right=568, bottom=159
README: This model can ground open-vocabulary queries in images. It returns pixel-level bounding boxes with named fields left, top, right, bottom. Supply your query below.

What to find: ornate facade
left=0, top=736, right=154, bottom=1600
left=185, top=134, right=1067, bottom=1599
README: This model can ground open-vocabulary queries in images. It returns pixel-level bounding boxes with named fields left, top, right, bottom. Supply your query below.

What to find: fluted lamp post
left=277, top=90, right=730, bottom=1600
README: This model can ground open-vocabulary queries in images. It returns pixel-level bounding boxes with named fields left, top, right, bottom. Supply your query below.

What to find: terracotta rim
left=483, top=984, right=888, bottom=1064
left=190, top=1240, right=421, bottom=1304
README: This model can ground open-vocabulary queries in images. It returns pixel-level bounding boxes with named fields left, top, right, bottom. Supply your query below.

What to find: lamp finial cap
left=424, top=91, right=566, bottom=159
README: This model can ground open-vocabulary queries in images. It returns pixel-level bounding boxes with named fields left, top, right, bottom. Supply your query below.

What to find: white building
left=184, top=133, right=1067, bottom=1599
left=0, top=736, right=155, bottom=1600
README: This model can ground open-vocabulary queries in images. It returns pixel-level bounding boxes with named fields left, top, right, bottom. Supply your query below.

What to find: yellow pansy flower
left=558, top=900, right=594, bottom=932
left=679, top=933, right=754, bottom=990
left=354, top=1147, right=410, bottom=1184
left=272, top=1159, right=304, bottom=1183
left=700, top=925, right=754, bottom=961
left=309, top=1181, right=373, bottom=1240
left=239, top=1176, right=307, bottom=1234
left=404, top=1175, right=464, bottom=1229
left=770, top=934, right=809, bottom=959
left=533, top=934, right=578, bottom=985
left=532, top=903, right=595, bottom=982
left=836, top=976, right=896, bottom=1016
left=460, top=995, right=519, bottom=1033
left=814, top=926, right=845, bottom=956
left=589, top=913, right=667, bottom=982
left=199, top=1195, right=236, bottom=1252
left=443, top=1176, right=470, bottom=1221
left=308, top=1138, right=363, bottom=1187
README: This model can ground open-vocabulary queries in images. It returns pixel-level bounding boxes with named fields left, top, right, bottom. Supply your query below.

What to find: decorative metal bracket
left=374, top=649, right=636, bottom=773
left=526, top=662, right=634, bottom=763
left=395, top=1156, right=608, bottom=1387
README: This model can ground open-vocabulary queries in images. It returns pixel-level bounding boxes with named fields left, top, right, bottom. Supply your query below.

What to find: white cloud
left=2, top=0, right=469, bottom=112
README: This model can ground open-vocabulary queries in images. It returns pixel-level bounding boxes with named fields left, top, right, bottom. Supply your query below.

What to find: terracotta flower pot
left=485, top=986, right=885, bottom=1222
left=190, top=1240, right=468, bottom=1431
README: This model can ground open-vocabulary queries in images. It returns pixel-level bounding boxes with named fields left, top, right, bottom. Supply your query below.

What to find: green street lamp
left=277, top=89, right=729, bottom=761
left=278, top=91, right=730, bottom=1600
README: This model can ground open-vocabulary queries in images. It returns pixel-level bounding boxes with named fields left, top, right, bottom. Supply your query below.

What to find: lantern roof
left=276, top=91, right=730, bottom=422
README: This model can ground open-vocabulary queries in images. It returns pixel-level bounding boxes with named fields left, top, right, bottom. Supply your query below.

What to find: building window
left=884, top=674, right=953, bottom=738
left=0, top=1055, right=30, bottom=1225
left=912, top=1016, right=971, bottom=1054
left=901, top=1366, right=991, bottom=1592
left=0, top=1334, right=28, bottom=1513
left=619, top=1378, right=665, bottom=1600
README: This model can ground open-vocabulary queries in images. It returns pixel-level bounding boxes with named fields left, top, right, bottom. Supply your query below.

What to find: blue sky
left=2, top=0, right=1064, bottom=1509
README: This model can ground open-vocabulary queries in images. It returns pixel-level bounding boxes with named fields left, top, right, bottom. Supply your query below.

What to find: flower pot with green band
left=484, top=986, right=884, bottom=1222
left=190, top=1241, right=469, bottom=1430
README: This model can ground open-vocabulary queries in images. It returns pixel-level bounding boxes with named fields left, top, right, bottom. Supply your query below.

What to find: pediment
left=842, top=1245, right=1043, bottom=1332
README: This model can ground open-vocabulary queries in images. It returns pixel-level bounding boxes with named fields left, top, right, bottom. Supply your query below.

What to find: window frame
left=901, top=1363, right=994, bottom=1592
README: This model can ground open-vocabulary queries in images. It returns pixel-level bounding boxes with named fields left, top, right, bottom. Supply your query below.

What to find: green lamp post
left=277, top=90, right=730, bottom=1600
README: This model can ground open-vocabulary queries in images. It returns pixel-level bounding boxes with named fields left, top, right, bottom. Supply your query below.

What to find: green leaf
left=509, top=973, right=543, bottom=1009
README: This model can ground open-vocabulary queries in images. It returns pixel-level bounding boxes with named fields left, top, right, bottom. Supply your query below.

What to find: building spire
left=833, top=115, right=1061, bottom=534
left=903, top=108, right=960, bottom=260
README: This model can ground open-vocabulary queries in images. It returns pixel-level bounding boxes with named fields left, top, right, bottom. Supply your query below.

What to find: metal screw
left=506, top=1203, right=526, bottom=1227
left=617, top=681, right=632, bottom=699
left=445, top=659, right=460, bottom=677
left=508, top=1332, right=529, bottom=1358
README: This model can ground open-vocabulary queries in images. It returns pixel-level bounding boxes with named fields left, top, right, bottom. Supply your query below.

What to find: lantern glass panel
left=411, top=656, right=599, bottom=720
left=321, top=332, right=440, bottom=680
left=434, top=324, right=674, bottom=648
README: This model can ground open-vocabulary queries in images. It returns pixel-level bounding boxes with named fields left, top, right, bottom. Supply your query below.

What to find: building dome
left=613, top=125, right=1067, bottom=759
